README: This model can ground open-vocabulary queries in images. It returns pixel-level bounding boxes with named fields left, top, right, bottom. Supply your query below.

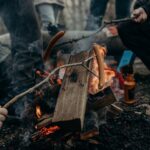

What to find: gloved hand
left=0, top=107, right=8, bottom=128
left=132, top=7, right=148, bottom=23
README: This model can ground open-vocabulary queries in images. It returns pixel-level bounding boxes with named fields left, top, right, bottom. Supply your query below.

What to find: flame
left=88, top=49, right=115, bottom=95
left=40, top=126, right=60, bottom=136
left=36, top=105, right=42, bottom=119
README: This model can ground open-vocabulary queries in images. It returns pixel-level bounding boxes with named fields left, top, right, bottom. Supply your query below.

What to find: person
left=86, top=0, right=131, bottom=30
left=117, top=0, right=150, bottom=70
left=0, top=0, right=44, bottom=119
left=0, top=107, right=8, bottom=128
left=34, top=0, right=64, bottom=30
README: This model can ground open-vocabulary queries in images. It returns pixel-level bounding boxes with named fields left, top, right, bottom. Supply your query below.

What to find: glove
left=131, top=7, right=148, bottom=23
left=0, top=107, right=8, bottom=128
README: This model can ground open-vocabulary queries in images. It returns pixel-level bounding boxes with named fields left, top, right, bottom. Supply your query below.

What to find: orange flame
left=36, top=105, right=42, bottom=119
left=88, top=48, right=115, bottom=95
left=40, top=126, right=60, bottom=136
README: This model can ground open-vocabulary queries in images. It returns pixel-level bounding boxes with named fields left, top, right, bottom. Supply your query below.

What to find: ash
left=0, top=74, right=150, bottom=150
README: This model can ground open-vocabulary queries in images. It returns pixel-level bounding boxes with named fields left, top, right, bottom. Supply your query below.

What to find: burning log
left=52, top=51, right=90, bottom=132
left=87, top=87, right=117, bottom=111
left=80, top=129, right=99, bottom=141
left=35, top=115, right=53, bottom=130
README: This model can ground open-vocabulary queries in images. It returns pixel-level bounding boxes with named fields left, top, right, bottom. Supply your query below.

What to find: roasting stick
left=3, top=55, right=96, bottom=109
left=104, top=17, right=133, bottom=25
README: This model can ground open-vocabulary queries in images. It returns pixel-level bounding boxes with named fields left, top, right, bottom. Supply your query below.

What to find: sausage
left=93, top=44, right=106, bottom=89
left=43, top=31, right=65, bottom=62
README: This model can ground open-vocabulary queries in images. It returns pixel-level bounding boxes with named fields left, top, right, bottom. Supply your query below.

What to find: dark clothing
left=0, top=0, right=43, bottom=115
left=134, top=0, right=150, bottom=16
left=118, top=0, right=150, bottom=69
left=90, top=0, right=131, bottom=19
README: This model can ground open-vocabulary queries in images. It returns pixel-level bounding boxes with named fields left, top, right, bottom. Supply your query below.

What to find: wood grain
left=52, top=51, right=90, bottom=131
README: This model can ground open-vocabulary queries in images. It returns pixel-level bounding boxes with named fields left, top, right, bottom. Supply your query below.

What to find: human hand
left=131, top=7, right=148, bottom=23
left=0, top=107, right=8, bottom=128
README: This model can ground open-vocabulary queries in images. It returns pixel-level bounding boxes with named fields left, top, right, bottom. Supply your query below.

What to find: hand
left=0, top=107, right=8, bottom=128
left=131, top=7, right=148, bottom=23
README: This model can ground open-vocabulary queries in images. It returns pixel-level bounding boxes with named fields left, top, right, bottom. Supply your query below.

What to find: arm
left=142, top=3, right=150, bottom=17
left=0, top=107, right=8, bottom=128
left=132, top=1, right=150, bottom=23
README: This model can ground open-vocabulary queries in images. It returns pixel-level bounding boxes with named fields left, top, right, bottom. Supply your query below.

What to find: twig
left=82, top=64, right=98, bottom=78
left=104, top=17, right=133, bottom=25
left=3, top=55, right=96, bottom=109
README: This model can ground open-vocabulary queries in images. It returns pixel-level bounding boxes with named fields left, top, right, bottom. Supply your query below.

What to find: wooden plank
left=52, top=51, right=90, bottom=132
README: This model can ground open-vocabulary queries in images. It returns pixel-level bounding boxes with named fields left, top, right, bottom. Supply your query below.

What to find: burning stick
left=93, top=44, right=106, bottom=89
left=35, top=116, right=53, bottom=130
left=43, top=31, right=65, bottom=62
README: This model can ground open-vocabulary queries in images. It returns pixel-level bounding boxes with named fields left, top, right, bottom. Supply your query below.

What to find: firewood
left=80, top=129, right=99, bottom=141
left=35, top=117, right=53, bottom=130
left=52, top=51, right=91, bottom=132
left=87, top=87, right=116, bottom=111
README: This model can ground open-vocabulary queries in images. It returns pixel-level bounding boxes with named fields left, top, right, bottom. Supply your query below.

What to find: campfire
left=30, top=42, right=116, bottom=144
left=1, top=31, right=118, bottom=148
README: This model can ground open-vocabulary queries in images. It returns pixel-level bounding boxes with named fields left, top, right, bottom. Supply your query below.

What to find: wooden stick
left=111, top=104, right=123, bottom=113
left=3, top=55, right=95, bottom=109
left=35, top=117, right=53, bottom=130
left=43, top=31, right=65, bottom=62
left=80, top=129, right=99, bottom=141
left=93, top=44, right=106, bottom=89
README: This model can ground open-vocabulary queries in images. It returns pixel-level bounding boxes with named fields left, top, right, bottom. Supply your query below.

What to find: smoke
left=19, top=129, right=32, bottom=148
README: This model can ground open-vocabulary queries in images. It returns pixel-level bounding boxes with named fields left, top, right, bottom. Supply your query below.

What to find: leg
left=36, top=4, right=56, bottom=30
left=0, top=0, right=44, bottom=117
left=90, top=0, right=109, bottom=17
left=116, top=0, right=131, bottom=19
left=86, top=0, right=109, bottom=30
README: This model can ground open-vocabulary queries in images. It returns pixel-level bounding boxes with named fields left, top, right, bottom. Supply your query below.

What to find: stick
left=3, top=56, right=96, bottom=109
left=104, top=18, right=133, bottom=25
left=35, top=117, right=53, bottom=130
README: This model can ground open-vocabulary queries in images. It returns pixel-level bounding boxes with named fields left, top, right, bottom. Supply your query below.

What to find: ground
left=0, top=63, right=150, bottom=150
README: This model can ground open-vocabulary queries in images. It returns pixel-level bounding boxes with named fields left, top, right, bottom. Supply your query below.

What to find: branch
left=3, top=55, right=96, bottom=109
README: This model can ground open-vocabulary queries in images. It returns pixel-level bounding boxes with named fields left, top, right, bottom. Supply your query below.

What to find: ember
left=36, top=105, right=42, bottom=119
left=40, top=126, right=60, bottom=136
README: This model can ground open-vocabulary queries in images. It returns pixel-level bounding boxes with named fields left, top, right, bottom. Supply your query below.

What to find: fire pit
left=1, top=40, right=119, bottom=149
